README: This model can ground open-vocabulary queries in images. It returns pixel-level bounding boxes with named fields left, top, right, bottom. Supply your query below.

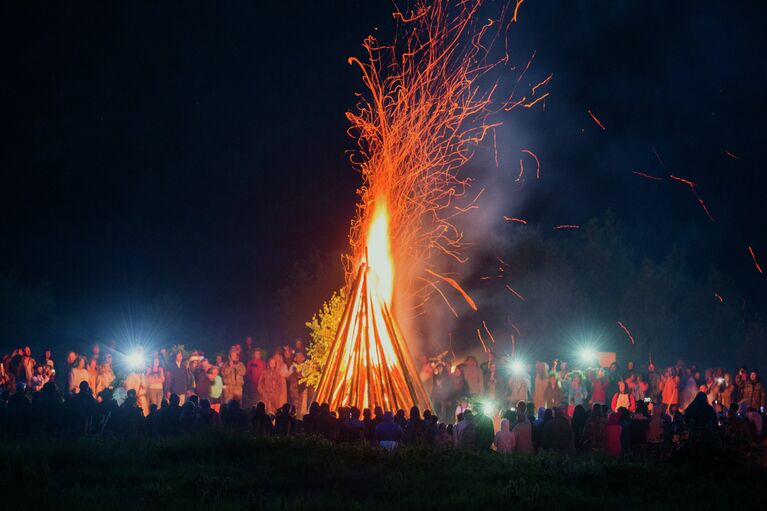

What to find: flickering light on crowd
left=578, top=347, right=596, bottom=366
left=509, top=359, right=525, bottom=374
left=126, top=350, right=145, bottom=370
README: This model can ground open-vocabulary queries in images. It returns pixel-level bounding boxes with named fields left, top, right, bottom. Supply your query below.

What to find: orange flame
left=366, top=199, right=395, bottom=305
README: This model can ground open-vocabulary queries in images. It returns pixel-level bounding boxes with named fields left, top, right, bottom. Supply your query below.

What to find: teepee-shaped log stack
left=315, top=263, right=432, bottom=412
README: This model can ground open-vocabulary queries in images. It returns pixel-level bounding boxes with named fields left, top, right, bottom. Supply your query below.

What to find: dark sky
left=3, top=1, right=766, bottom=351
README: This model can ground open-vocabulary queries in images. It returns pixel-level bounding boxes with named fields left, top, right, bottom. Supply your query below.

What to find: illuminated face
left=750, top=372, right=758, bottom=382
left=176, top=352, right=183, bottom=363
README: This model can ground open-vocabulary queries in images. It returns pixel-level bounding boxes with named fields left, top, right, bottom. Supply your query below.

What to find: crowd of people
left=0, top=340, right=765, bottom=461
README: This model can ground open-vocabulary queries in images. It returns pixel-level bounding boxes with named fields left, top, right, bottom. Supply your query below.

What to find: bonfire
left=315, top=0, right=527, bottom=411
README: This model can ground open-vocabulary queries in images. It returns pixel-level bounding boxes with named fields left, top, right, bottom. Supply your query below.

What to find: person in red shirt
left=590, top=370, right=608, bottom=406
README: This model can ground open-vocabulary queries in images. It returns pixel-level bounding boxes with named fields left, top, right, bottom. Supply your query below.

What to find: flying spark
left=505, top=284, right=526, bottom=301
left=587, top=109, right=606, bottom=130
left=633, top=171, right=663, bottom=181
left=482, top=320, right=496, bottom=344
left=425, top=269, right=478, bottom=311
left=503, top=216, right=528, bottom=224
left=512, top=0, right=524, bottom=22
left=531, top=73, right=553, bottom=96
left=616, top=321, right=635, bottom=345
left=669, top=174, right=714, bottom=222
left=748, top=246, right=763, bottom=274
left=521, top=149, right=540, bottom=179
left=476, top=329, right=489, bottom=353
left=724, top=150, right=741, bottom=160
left=714, top=293, right=724, bottom=303
left=553, top=224, right=580, bottom=230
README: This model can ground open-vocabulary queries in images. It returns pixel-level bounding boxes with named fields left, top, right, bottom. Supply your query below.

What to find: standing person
left=194, top=358, right=212, bottom=401
left=86, top=358, right=99, bottom=393
left=507, top=365, right=531, bottom=409
left=166, top=350, right=191, bottom=405
left=540, top=406, right=573, bottom=453
left=494, top=418, right=515, bottom=454
left=485, top=362, right=498, bottom=401
left=680, top=369, right=698, bottom=410
left=568, top=372, right=588, bottom=408
left=30, top=364, right=49, bottom=392
left=735, top=366, right=749, bottom=401
left=661, top=368, right=679, bottom=409
left=510, top=401, right=535, bottom=454
left=68, top=357, right=89, bottom=395
left=221, top=348, right=246, bottom=405
left=375, top=411, right=404, bottom=450
left=431, top=364, right=451, bottom=419
left=64, top=351, right=77, bottom=386
left=646, top=362, right=661, bottom=402
left=208, top=366, right=223, bottom=412
left=244, top=349, right=266, bottom=408
left=462, top=356, right=484, bottom=397
left=287, top=352, right=308, bottom=416
left=19, top=346, right=36, bottom=386
left=533, top=362, right=549, bottom=409
left=740, top=370, right=766, bottom=410
left=42, top=350, right=55, bottom=379
left=590, top=369, right=607, bottom=406
left=720, top=372, right=735, bottom=409
left=258, top=355, right=288, bottom=414
left=124, top=365, right=147, bottom=416
left=145, top=358, right=165, bottom=409
left=611, top=380, right=636, bottom=413
left=95, top=354, right=115, bottom=395
left=571, top=404, right=588, bottom=452
left=633, top=373, right=649, bottom=402
left=583, top=404, right=607, bottom=452
left=450, top=365, right=470, bottom=410
left=543, top=374, right=564, bottom=409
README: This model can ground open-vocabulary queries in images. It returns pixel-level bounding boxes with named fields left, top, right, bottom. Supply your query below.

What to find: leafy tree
left=299, top=288, right=347, bottom=389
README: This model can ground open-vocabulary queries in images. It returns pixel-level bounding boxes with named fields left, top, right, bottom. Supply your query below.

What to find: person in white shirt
left=68, top=357, right=90, bottom=394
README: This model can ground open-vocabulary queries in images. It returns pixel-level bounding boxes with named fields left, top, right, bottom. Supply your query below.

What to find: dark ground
left=1, top=433, right=764, bottom=510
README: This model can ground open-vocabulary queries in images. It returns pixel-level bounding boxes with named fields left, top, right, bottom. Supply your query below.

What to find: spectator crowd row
left=1, top=341, right=765, bottom=461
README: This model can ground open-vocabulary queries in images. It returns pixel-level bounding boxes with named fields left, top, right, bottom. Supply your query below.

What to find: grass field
left=1, top=433, right=763, bottom=510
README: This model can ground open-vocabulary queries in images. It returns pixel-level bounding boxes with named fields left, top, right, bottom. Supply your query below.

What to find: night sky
left=3, top=1, right=766, bottom=354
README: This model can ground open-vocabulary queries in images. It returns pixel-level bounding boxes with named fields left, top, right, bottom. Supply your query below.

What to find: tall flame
left=366, top=199, right=394, bottom=305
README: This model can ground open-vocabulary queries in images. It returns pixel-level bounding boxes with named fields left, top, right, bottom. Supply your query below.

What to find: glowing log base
left=315, top=263, right=432, bottom=412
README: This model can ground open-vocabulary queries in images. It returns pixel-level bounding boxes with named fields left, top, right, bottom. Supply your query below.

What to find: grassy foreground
left=1, top=433, right=763, bottom=510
